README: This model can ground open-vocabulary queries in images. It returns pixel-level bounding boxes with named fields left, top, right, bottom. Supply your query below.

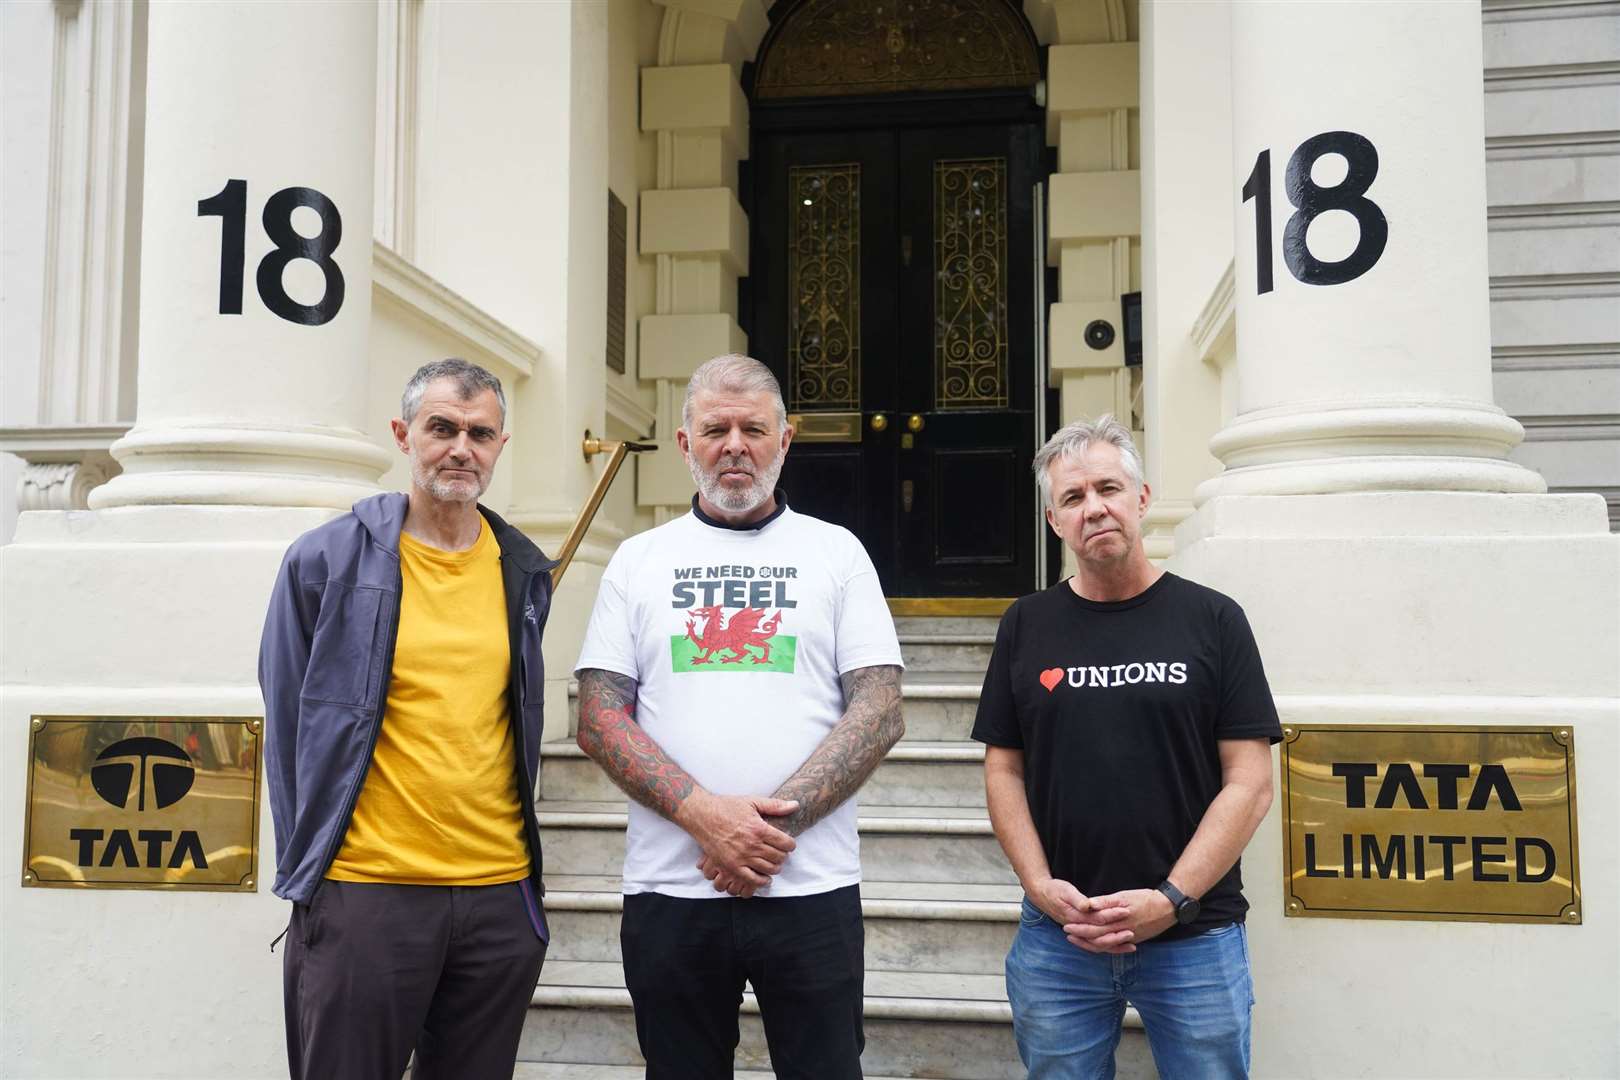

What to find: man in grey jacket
left=259, top=359, right=554, bottom=1080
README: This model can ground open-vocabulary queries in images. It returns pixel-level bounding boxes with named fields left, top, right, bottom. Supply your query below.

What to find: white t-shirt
left=574, top=504, right=903, bottom=898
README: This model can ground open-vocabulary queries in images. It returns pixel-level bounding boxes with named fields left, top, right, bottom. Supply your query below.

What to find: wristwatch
left=1156, top=879, right=1201, bottom=925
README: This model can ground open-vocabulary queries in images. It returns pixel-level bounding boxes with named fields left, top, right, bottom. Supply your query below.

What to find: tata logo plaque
left=23, top=717, right=262, bottom=891
left=1280, top=725, right=1580, bottom=925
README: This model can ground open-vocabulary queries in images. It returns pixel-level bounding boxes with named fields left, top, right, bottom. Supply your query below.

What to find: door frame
left=742, top=87, right=1059, bottom=600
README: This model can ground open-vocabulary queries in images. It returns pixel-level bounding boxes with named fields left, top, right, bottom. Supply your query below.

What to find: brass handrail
left=550, top=430, right=656, bottom=588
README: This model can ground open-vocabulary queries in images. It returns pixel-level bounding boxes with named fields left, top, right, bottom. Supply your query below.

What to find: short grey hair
left=681, top=354, right=788, bottom=432
left=1033, top=414, right=1145, bottom=506
left=401, top=358, right=506, bottom=428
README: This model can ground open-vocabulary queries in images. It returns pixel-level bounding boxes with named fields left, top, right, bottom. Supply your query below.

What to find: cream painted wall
left=1138, top=0, right=1232, bottom=556
left=414, top=2, right=566, bottom=350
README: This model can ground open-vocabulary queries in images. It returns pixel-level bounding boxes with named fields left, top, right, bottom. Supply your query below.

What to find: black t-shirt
left=971, top=572, right=1282, bottom=940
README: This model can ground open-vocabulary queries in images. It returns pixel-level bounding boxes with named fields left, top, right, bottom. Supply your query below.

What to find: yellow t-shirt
left=327, top=517, right=530, bottom=885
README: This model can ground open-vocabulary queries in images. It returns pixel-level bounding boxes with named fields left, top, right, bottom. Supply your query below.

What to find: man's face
left=1044, top=442, right=1150, bottom=567
left=390, top=380, right=509, bottom=505
left=676, top=388, right=792, bottom=515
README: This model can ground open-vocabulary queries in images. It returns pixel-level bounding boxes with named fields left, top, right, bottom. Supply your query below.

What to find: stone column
left=90, top=1, right=387, bottom=509
left=1197, top=0, right=1543, bottom=501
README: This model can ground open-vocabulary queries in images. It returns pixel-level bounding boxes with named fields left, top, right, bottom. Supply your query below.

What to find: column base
left=1197, top=400, right=1545, bottom=502
left=89, top=422, right=391, bottom=510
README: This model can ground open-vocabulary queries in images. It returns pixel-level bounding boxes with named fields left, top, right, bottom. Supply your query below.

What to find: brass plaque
left=1281, top=725, right=1579, bottom=924
left=787, top=411, right=862, bottom=443
left=23, top=716, right=262, bottom=891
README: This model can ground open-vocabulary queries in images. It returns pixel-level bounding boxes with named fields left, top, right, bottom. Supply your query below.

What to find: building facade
left=2, top=1, right=1616, bottom=1077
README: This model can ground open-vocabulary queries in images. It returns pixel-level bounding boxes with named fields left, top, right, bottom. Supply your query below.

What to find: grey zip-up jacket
left=258, top=492, right=557, bottom=907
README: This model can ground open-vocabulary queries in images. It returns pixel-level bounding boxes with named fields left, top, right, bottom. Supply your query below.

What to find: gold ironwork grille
left=755, top=0, right=1040, bottom=99
left=934, top=157, right=1008, bottom=409
left=788, top=163, right=861, bottom=410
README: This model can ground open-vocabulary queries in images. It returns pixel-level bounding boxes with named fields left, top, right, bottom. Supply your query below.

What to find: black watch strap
left=1156, top=879, right=1200, bottom=925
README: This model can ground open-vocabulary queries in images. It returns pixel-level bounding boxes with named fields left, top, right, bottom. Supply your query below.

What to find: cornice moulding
left=371, top=242, right=541, bottom=380
left=606, top=380, right=657, bottom=437
left=0, top=424, right=131, bottom=462
left=1190, top=260, right=1236, bottom=368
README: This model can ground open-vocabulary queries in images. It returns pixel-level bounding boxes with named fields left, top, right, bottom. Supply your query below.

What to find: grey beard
left=690, top=451, right=784, bottom=514
left=411, top=454, right=484, bottom=504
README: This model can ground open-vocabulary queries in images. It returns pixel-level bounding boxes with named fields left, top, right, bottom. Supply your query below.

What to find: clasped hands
left=1030, top=876, right=1177, bottom=954
left=676, top=790, right=799, bottom=898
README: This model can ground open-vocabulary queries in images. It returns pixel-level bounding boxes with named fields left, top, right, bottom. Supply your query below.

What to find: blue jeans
left=1005, top=896, right=1254, bottom=1079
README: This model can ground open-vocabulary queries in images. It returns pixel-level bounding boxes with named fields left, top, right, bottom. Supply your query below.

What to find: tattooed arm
left=575, top=668, right=800, bottom=889
left=700, top=664, right=904, bottom=895
left=771, top=664, right=905, bottom=835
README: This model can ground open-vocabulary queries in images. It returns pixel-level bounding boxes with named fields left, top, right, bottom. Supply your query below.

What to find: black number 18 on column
left=198, top=179, right=346, bottom=325
left=1241, top=130, right=1389, bottom=295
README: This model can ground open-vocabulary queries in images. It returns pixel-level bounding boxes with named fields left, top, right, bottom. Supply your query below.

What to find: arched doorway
left=744, top=0, right=1048, bottom=598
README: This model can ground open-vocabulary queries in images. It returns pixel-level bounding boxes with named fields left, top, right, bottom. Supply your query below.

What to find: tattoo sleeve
left=575, top=668, right=696, bottom=821
left=770, top=665, right=904, bottom=836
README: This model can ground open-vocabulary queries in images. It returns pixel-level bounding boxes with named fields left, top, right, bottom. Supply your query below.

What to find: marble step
left=891, top=616, right=1002, bottom=636
left=540, top=741, right=987, bottom=808
left=897, top=631, right=996, bottom=673
left=525, top=961, right=1152, bottom=1080
left=539, top=802, right=1018, bottom=886
left=542, top=875, right=1020, bottom=975
left=565, top=674, right=985, bottom=743
left=515, top=1067, right=920, bottom=1079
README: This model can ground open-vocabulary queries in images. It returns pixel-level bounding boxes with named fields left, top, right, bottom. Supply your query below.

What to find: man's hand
left=1065, top=887, right=1177, bottom=954
left=697, top=854, right=766, bottom=898
left=1027, top=875, right=1133, bottom=951
left=677, top=790, right=798, bottom=892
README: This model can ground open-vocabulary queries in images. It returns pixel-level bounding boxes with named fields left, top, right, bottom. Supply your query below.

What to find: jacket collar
left=480, top=503, right=559, bottom=574
left=349, top=491, right=559, bottom=573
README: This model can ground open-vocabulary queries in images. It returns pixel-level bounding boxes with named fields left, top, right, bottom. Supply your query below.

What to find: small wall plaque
left=1280, top=725, right=1579, bottom=924
left=23, top=716, right=262, bottom=891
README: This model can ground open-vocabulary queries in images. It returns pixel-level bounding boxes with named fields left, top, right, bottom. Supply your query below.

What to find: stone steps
left=543, top=875, right=1020, bottom=975
left=525, top=961, right=1158, bottom=1080
left=895, top=632, right=996, bottom=673
left=541, top=741, right=987, bottom=808
left=515, top=1067, right=923, bottom=1080
left=566, top=674, right=984, bottom=743
left=540, top=802, right=1017, bottom=886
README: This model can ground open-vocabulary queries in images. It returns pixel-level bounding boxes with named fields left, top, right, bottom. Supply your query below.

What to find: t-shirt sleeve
left=1215, top=601, right=1283, bottom=743
left=573, top=549, right=640, bottom=680
left=970, top=603, right=1023, bottom=749
left=833, top=534, right=904, bottom=674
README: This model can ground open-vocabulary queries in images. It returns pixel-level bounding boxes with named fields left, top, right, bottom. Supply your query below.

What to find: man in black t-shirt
left=973, top=415, right=1281, bottom=1079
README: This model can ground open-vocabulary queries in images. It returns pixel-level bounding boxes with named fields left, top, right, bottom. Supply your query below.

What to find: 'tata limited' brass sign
left=23, top=716, right=262, bottom=891
left=1280, top=725, right=1579, bottom=925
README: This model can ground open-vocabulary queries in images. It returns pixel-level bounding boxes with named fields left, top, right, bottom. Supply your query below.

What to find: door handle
left=869, top=413, right=889, bottom=433
left=906, top=414, right=926, bottom=433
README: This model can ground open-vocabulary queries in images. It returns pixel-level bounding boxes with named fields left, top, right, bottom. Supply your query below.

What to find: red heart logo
left=1039, top=668, right=1064, bottom=692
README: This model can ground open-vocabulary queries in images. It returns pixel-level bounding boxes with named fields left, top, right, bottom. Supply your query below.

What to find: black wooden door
left=751, top=121, right=1040, bottom=596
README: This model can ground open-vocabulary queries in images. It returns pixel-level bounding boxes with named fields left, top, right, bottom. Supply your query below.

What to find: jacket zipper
left=511, top=566, right=546, bottom=896
left=313, top=566, right=404, bottom=891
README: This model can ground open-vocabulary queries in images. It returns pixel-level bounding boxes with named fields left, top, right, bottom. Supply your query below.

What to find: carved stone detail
left=755, top=0, right=1039, bottom=100
left=19, top=457, right=118, bottom=512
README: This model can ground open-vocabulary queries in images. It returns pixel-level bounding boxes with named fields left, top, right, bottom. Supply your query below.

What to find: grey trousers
left=282, top=879, right=547, bottom=1080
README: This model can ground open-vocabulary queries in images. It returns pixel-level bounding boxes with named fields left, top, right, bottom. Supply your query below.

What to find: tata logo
left=91, top=737, right=196, bottom=810
left=73, top=737, right=208, bottom=870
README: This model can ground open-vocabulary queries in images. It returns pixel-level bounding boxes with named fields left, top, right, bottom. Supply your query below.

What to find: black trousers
left=620, top=884, right=865, bottom=1080
left=282, top=879, right=547, bottom=1080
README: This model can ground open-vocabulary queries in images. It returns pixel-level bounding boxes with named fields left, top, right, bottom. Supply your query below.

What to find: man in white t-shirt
left=574, top=354, right=905, bottom=1079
